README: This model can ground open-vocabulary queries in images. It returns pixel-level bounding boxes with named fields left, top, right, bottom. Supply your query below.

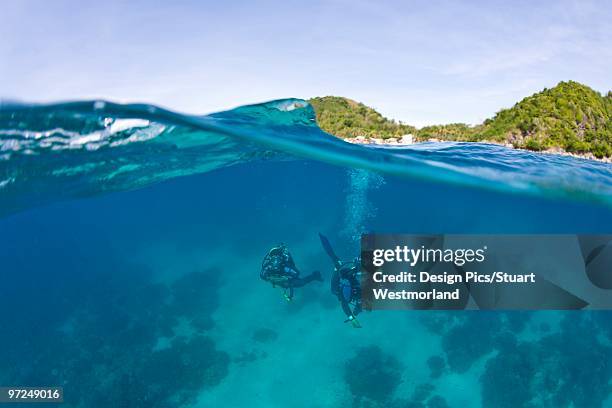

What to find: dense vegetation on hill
left=309, top=96, right=416, bottom=139
left=310, top=81, right=612, bottom=158
left=417, top=123, right=480, bottom=141
left=481, top=81, right=611, bottom=157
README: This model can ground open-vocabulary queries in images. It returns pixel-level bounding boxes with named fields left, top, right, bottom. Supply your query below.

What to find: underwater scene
left=1, top=100, right=612, bottom=408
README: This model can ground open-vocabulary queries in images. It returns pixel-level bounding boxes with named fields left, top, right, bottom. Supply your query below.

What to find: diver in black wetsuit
left=260, top=244, right=322, bottom=301
left=319, top=233, right=363, bottom=328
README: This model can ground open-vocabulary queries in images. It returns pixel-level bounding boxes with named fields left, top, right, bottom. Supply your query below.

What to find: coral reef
left=441, top=312, right=503, bottom=373
left=0, top=264, right=229, bottom=408
left=480, top=313, right=612, bottom=407
left=252, top=328, right=278, bottom=343
left=426, top=355, right=445, bottom=379
left=344, top=345, right=403, bottom=404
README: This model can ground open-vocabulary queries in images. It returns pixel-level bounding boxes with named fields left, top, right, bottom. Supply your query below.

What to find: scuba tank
left=261, top=245, right=290, bottom=284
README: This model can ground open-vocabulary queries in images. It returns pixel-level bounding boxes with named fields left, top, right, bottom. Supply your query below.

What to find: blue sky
left=1, top=0, right=610, bottom=126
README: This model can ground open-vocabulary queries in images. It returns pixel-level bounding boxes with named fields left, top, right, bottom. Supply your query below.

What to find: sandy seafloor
left=1, top=160, right=612, bottom=408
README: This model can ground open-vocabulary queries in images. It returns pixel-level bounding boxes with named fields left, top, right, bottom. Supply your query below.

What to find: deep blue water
left=1, top=100, right=611, bottom=407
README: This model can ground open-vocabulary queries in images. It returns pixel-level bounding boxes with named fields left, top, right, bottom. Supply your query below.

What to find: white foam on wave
left=0, top=118, right=164, bottom=153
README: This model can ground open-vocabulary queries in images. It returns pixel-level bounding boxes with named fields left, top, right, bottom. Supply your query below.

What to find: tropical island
left=309, top=81, right=612, bottom=161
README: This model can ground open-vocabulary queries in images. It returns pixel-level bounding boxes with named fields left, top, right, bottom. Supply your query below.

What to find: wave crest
left=1, top=98, right=611, bottom=216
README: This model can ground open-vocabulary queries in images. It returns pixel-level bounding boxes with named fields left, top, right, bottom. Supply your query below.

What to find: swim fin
left=319, top=233, right=341, bottom=268
left=344, top=316, right=362, bottom=328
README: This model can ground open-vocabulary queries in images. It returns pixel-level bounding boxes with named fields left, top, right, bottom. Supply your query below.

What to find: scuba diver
left=260, top=244, right=322, bottom=301
left=319, top=233, right=363, bottom=328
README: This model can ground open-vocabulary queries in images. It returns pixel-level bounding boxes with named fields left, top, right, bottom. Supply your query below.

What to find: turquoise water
left=1, top=100, right=611, bottom=407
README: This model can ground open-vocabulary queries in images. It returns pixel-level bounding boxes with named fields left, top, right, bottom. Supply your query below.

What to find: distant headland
left=310, top=81, right=612, bottom=162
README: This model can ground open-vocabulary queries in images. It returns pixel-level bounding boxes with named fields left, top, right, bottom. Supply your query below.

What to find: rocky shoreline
left=343, top=135, right=612, bottom=164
